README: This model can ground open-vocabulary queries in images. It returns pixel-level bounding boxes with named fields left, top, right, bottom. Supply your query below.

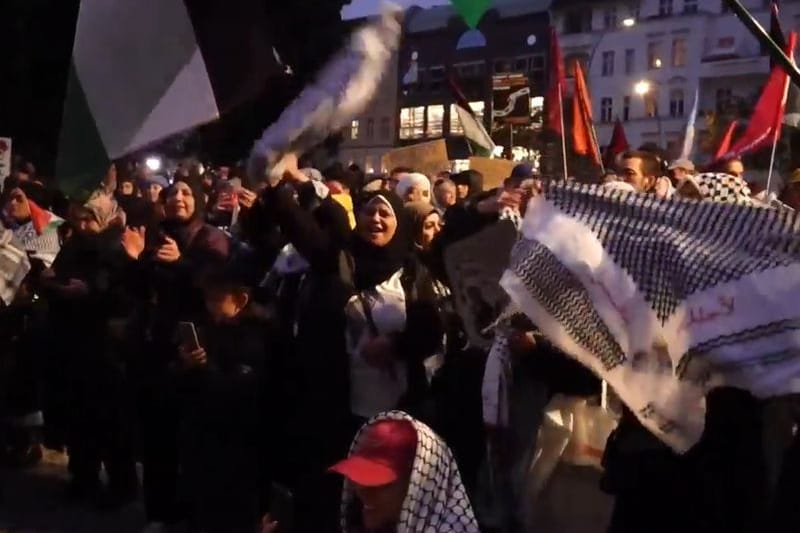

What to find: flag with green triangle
left=450, top=0, right=492, bottom=28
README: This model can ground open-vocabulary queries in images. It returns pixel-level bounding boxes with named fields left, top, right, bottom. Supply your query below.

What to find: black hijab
left=351, top=191, right=413, bottom=290
left=161, top=175, right=207, bottom=250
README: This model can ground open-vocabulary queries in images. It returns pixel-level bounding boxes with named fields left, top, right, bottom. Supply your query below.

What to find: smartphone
left=268, top=483, right=294, bottom=532
left=176, top=321, right=200, bottom=351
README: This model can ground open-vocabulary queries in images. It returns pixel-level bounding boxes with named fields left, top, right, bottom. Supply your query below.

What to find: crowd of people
left=1, top=147, right=800, bottom=533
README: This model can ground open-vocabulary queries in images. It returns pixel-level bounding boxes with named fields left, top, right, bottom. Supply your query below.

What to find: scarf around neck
left=341, top=410, right=480, bottom=533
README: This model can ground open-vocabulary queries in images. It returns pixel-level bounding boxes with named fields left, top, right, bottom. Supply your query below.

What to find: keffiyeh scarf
left=501, top=182, right=800, bottom=451
left=341, top=411, right=480, bottom=533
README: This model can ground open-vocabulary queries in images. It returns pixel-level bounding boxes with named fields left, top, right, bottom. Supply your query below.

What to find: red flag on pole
left=717, top=31, right=796, bottom=161
left=604, top=118, right=629, bottom=169
left=713, top=121, right=738, bottom=161
left=546, top=27, right=566, bottom=135
left=572, top=62, right=602, bottom=167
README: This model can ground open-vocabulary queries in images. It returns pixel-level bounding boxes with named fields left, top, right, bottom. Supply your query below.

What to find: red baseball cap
left=329, top=419, right=418, bottom=487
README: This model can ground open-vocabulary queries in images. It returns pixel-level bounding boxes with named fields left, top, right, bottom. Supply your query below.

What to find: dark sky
left=342, top=0, right=448, bottom=19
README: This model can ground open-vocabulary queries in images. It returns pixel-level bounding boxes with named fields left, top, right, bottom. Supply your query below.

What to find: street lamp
left=634, top=80, right=665, bottom=148
left=622, top=17, right=636, bottom=27
left=588, top=18, right=637, bottom=70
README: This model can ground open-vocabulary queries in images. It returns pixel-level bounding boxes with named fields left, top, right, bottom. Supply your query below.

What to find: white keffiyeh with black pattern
left=501, top=181, right=800, bottom=452
left=341, top=411, right=480, bottom=533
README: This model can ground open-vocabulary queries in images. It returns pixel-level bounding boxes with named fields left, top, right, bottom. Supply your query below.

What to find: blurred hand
left=280, top=152, right=309, bottom=184
left=238, top=188, right=257, bottom=209
left=260, top=514, right=279, bottom=533
left=178, top=345, right=207, bottom=368
left=155, top=236, right=181, bottom=263
left=121, top=226, right=146, bottom=260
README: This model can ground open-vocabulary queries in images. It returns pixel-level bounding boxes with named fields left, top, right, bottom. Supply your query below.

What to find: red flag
left=718, top=31, right=796, bottom=161
left=713, top=121, right=738, bottom=161
left=604, top=119, right=629, bottom=169
left=546, top=26, right=566, bottom=135
left=572, top=62, right=602, bottom=166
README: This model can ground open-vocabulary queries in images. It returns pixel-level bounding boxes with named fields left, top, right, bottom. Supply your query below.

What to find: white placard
left=0, top=137, right=11, bottom=186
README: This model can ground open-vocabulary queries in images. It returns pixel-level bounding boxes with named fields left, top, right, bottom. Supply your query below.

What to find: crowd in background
left=1, top=146, right=800, bottom=533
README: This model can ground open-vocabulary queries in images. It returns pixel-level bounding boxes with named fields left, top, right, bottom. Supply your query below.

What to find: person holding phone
left=173, top=250, right=277, bottom=533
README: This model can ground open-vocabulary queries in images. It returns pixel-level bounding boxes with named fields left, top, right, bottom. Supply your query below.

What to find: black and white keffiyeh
left=501, top=182, right=800, bottom=451
left=341, top=411, right=480, bottom=533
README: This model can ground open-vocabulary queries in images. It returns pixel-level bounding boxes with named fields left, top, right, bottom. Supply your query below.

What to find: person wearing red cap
left=329, top=411, right=479, bottom=533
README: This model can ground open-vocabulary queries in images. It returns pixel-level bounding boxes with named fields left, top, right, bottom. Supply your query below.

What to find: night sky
left=342, top=0, right=448, bottom=19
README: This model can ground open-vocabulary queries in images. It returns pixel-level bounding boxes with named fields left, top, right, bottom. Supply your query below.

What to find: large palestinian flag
left=57, top=0, right=280, bottom=193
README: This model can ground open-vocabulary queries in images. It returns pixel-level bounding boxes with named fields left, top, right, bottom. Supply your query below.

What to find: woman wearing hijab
left=329, top=410, right=480, bottom=533
left=45, top=190, right=138, bottom=506
left=346, top=191, right=443, bottom=426
left=121, top=175, right=230, bottom=530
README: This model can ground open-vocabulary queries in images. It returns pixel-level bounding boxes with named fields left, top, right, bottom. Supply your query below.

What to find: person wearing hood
left=44, top=190, right=138, bottom=507
left=175, top=249, right=280, bottom=533
left=328, top=411, right=479, bottom=533
left=121, top=175, right=231, bottom=529
left=116, top=172, right=152, bottom=228
left=451, top=170, right=484, bottom=203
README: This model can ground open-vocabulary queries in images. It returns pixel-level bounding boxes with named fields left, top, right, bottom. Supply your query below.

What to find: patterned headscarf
left=341, top=411, right=480, bottom=533
left=685, top=172, right=752, bottom=204
left=83, top=189, right=126, bottom=230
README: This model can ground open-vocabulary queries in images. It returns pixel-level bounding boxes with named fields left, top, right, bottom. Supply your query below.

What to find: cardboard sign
left=0, top=137, right=11, bottom=187
left=444, top=221, right=517, bottom=349
left=492, top=73, right=531, bottom=125
left=381, top=139, right=449, bottom=177
left=469, top=157, right=516, bottom=190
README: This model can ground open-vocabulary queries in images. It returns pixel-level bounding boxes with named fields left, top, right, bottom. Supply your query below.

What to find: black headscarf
left=351, top=191, right=413, bottom=290
left=161, top=175, right=207, bottom=250
left=1, top=178, right=52, bottom=212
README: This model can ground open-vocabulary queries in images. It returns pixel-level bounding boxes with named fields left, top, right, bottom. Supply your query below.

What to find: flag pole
left=724, top=0, right=800, bottom=89
left=767, top=68, right=791, bottom=193
left=558, top=82, right=568, bottom=179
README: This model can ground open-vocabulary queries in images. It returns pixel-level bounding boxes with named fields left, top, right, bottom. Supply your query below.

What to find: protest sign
left=469, top=157, right=516, bottom=190
left=0, top=137, right=11, bottom=187
left=445, top=220, right=517, bottom=349
left=381, top=139, right=449, bottom=177
left=492, top=73, right=531, bottom=125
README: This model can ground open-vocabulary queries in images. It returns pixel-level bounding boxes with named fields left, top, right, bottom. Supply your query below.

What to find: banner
left=468, top=156, right=516, bottom=190
left=492, top=73, right=531, bottom=125
left=0, top=137, right=11, bottom=187
left=381, top=139, right=450, bottom=177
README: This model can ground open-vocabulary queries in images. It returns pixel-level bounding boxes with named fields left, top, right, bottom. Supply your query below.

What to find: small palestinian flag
left=57, top=0, right=280, bottom=194
left=28, top=200, right=63, bottom=236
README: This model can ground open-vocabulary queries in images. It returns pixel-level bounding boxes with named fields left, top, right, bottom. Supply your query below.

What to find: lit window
left=648, top=42, right=663, bottom=70
left=670, top=89, right=685, bottom=117
left=601, top=97, right=613, bottom=123
left=351, top=120, right=360, bottom=140
left=530, top=96, right=544, bottom=129
left=427, top=105, right=445, bottom=137
left=672, top=38, right=687, bottom=67
left=449, top=101, right=484, bottom=135
left=602, top=51, right=615, bottom=76
left=364, top=156, right=374, bottom=174
left=366, top=118, right=375, bottom=139
left=399, top=107, right=425, bottom=139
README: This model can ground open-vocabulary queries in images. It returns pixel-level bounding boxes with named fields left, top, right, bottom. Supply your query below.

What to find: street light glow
left=145, top=157, right=162, bottom=172
left=634, top=80, right=651, bottom=96
left=622, top=17, right=636, bottom=27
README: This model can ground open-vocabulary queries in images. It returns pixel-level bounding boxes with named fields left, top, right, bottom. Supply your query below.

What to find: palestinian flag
left=57, top=0, right=280, bottom=194
left=448, top=73, right=496, bottom=157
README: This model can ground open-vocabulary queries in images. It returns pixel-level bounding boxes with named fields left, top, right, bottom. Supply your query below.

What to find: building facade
left=551, top=0, right=800, bottom=159
left=338, top=18, right=400, bottom=174
left=395, top=0, right=552, bottom=160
